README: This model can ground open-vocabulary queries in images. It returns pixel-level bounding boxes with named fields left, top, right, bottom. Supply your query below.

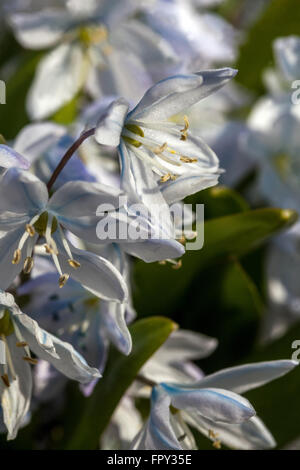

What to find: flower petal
left=12, top=312, right=101, bottom=384
left=161, top=383, right=255, bottom=424
left=8, top=10, right=70, bottom=49
left=197, top=360, right=298, bottom=394
left=274, top=36, right=300, bottom=81
left=0, top=145, right=30, bottom=170
left=14, top=122, right=66, bottom=165
left=128, top=68, right=237, bottom=122
left=100, top=300, right=132, bottom=355
left=55, top=239, right=128, bottom=302
left=184, top=412, right=276, bottom=450
left=27, top=43, right=87, bottom=120
left=48, top=180, right=124, bottom=244
left=1, top=335, right=32, bottom=440
left=0, top=167, right=48, bottom=216
left=95, top=98, right=129, bottom=147
left=132, top=386, right=182, bottom=450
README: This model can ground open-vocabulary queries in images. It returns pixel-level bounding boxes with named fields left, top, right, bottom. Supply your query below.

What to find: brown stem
left=47, top=127, right=96, bottom=192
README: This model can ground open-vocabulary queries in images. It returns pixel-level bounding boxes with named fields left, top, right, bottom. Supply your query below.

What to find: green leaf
left=186, top=185, right=249, bottom=220
left=237, top=0, right=300, bottom=93
left=65, top=316, right=177, bottom=450
left=0, top=52, right=42, bottom=139
left=133, top=208, right=297, bottom=317
left=181, top=260, right=264, bottom=372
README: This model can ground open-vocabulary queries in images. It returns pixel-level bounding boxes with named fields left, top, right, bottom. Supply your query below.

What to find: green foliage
left=133, top=204, right=297, bottom=318
left=64, top=317, right=177, bottom=450
left=237, top=0, right=300, bottom=93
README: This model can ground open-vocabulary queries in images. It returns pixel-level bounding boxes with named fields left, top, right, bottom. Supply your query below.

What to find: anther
left=178, top=235, right=186, bottom=245
left=172, top=260, right=182, bottom=270
left=12, top=249, right=21, bottom=265
left=68, top=259, right=81, bottom=269
left=23, top=257, right=34, bottom=274
left=59, top=274, right=70, bottom=288
left=16, top=342, right=28, bottom=348
left=153, top=142, right=168, bottom=155
left=26, top=224, right=36, bottom=237
left=1, top=374, right=10, bottom=387
left=213, top=440, right=221, bottom=449
left=23, top=356, right=38, bottom=365
left=44, top=244, right=57, bottom=255
left=180, top=156, right=197, bottom=163
left=160, top=173, right=171, bottom=183
left=180, top=115, right=189, bottom=141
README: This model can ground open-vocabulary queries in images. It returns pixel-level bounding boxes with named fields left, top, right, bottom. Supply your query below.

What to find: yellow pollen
left=213, top=440, right=221, bottom=449
left=158, top=260, right=167, bottom=265
left=68, top=259, right=81, bottom=269
left=1, top=374, right=10, bottom=387
left=44, top=244, right=57, bottom=255
left=23, top=356, right=38, bottom=365
left=208, top=429, right=221, bottom=449
left=12, top=249, right=21, bottom=265
left=59, top=274, right=70, bottom=288
left=180, top=156, right=197, bottom=163
left=26, top=224, right=36, bottom=237
left=16, top=341, right=28, bottom=348
left=79, top=25, right=108, bottom=46
left=160, top=173, right=171, bottom=183
left=180, top=115, right=189, bottom=141
left=23, top=257, right=34, bottom=274
left=172, top=260, right=182, bottom=270
left=153, top=142, right=168, bottom=155
left=178, top=235, right=186, bottom=245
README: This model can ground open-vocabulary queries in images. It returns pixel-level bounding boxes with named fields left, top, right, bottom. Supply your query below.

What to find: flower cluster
left=0, top=0, right=298, bottom=452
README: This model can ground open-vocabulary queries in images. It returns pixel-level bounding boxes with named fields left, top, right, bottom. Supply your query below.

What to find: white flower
left=0, top=290, right=100, bottom=439
left=8, top=0, right=178, bottom=119
left=95, top=69, right=237, bottom=206
left=0, top=165, right=128, bottom=302
left=131, top=350, right=297, bottom=450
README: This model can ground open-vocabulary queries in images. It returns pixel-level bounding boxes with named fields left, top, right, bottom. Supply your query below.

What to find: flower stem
left=47, top=127, right=96, bottom=192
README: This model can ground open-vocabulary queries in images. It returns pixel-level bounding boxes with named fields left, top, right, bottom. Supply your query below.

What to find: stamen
left=1, top=374, right=9, bottom=387
left=180, top=156, right=197, bottom=163
left=208, top=429, right=222, bottom=449
left=44, top=244, right=56, bottom=255
left=59, top=274, right=70, bottom=289
left=213, top=440, right=222, bottom=449
left=58, top=225, right=80, bottom=269
left=23, top=257, right=34, bottom=274
left=180, top=115, right=189, bottom=141
left=26, top=224, right=36, bottom=237
left=68, top=259, right=81, bottom=269
left=23, top=356, right=38, bottom=365
left=16, top=341, right=28, bottom=348
left=153, top=142, right=168, bottom=155
left=160, top=173, right=171, bottom=183
left=172, top=260, right=182, bottom=270
left=158, top=259, right=182, bottom=269
left=12, top=248, right=21, bottom=265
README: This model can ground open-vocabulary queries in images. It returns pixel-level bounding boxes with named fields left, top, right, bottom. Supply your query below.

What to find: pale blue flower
left=0, top=290, right=100, bottom=440
left=0, top=165, right=128, bottom=302
left=131, top=352, right=297, bottom=450
left=8, top=0, right=179, bottom=119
